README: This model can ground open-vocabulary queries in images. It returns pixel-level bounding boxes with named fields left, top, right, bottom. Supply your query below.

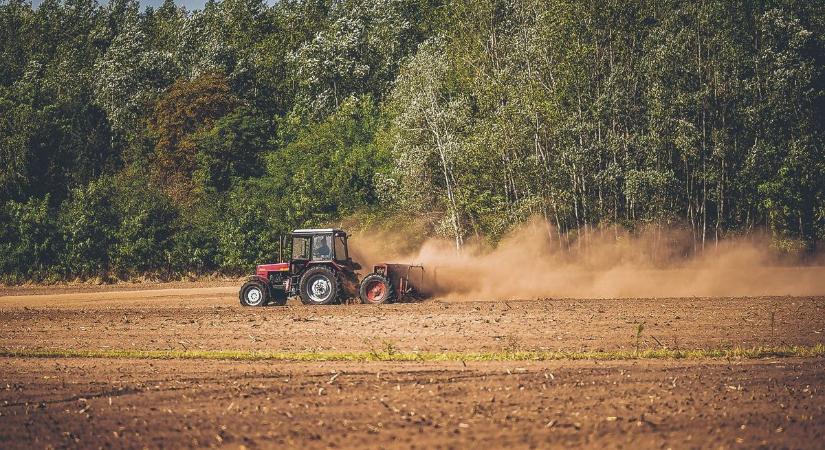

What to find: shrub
left=58, top=179, right=119, bottom=279
left=0, top=196, right=60, bottom=282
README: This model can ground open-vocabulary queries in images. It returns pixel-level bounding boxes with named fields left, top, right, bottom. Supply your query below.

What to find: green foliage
left=94, top=20, right=177, bottom=137
left=266, top=95, right=389, bottom=224
left=0, top=0, right=822, bottom=282
left=215, top=181, right=287, bottom=272
left=57, top=172, right=178, bottom=279
left=168, top=198, right=221, bottom=274
left=287, top=0, right=435, bottom=117
left=193, top=106, right=269, bottom=193
left=108, top=171, right=178, bottom=276
left=58, top=179, right=119, bottom=279
left=382, top=0, right=825, bottom=249
left=0, top=196, right=60, bottom=282
left=149, top=73, right=241, bottom=202
left=5, top=344, right=824, bottom=362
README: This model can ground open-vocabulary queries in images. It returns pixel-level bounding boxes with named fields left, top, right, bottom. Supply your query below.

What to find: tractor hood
left=256, top=263, right=289, bottom=278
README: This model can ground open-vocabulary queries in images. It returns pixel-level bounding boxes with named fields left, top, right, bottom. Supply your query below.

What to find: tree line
left=0, top=0, right=822, bottom=282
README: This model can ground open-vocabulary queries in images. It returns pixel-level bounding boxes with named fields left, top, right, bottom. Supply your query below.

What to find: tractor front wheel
left=239, top=280, right=269, bottom=307
left=359, top=274, right=394, bottom=304
left=299, top=266, right=340, bottom=305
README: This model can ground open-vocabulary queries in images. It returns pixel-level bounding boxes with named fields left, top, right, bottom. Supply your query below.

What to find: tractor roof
left=291, top=228, right=345, bottom=235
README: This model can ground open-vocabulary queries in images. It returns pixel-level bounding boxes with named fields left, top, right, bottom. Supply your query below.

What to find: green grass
left=0, top=344, right=823, bottom=362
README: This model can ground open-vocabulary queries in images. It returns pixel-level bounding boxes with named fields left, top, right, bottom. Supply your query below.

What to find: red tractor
left=238, top=228, right=425, bottom=306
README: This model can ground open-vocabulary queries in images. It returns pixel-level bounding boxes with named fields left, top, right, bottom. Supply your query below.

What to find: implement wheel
left=359, top=274, right=394, bottom=304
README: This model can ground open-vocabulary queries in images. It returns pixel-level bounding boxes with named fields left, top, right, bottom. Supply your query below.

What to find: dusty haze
left=348, top=219, right=825, bottom=299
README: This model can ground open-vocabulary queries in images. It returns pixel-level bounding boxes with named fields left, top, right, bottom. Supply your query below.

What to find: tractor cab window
left=311, top=235, right=333, bottom=261
left=292, top=236, right=311, bottom=260
left=334, top=235, right=347, bottom=261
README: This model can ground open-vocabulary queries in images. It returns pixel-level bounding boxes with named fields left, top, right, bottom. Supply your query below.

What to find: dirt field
left=1, top=284, right=824, bottom=448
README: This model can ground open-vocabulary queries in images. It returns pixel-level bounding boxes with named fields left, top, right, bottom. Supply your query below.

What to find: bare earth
left=1, top=283, right=824, bottom=448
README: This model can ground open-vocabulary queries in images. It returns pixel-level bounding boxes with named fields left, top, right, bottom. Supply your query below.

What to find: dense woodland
left=0, top=0, right=823, bottom=282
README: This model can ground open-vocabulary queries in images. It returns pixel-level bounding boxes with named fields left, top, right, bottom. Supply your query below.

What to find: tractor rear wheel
left=359, top=274, right=394, bottom=304
left=239, top=280, right=269, bottom=307
left=299, top=266, right=340, bottom=305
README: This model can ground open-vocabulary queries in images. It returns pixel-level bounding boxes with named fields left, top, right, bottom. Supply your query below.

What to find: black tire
left=299, top=266, right=341, bottom=305
left=269, top=289, right=288, bottom=306
left=359, top=273, right=395, bottom=304
left=239, top=280, right=269, bottom=307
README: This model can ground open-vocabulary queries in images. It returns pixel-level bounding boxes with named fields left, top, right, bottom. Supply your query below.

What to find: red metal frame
left=370, top=263, right=424, bottom=301
left=256, top=262, right=289, bottom=279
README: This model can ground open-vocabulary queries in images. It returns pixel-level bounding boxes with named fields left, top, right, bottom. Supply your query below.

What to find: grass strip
left=0, top=344, right=823, bottom=362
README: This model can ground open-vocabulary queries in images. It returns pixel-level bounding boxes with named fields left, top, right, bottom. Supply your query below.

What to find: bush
left=216, top=181, right=289, bottom=272
left=168, top=199, right=221, bottom=275
left=109, top=172, right=178, bottom=277
left=58, top=179, right=119, bottom=279
left=58, top=172, right=178, bottom=280
left=193, top=106, right=270, bottom=194
left=0, top=196, right=61, bottom=282
left=265, top=95, right=389, bottom=224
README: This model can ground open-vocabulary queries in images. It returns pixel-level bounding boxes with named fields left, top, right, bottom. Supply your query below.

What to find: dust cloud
left=348, top=219, right=825, bottom=299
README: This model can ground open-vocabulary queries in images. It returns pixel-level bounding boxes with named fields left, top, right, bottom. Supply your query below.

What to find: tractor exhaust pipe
left=278, top=235, right=283, bottom=263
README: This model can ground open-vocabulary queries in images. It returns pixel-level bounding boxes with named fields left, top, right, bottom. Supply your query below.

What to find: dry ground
left=1, top=283, right=824, bottom=448
left=2, top=357, right=824, bottom=449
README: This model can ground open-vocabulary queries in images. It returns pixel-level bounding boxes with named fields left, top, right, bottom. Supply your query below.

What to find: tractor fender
left=302, top=261, right=358, bottom=297
left=303, top=261, right=355, bottom=277
left=245, top=275, right=270, bottom=285
left=245, top=275, right=278, bottom=294
left=246, top=274, right=290, bottom=297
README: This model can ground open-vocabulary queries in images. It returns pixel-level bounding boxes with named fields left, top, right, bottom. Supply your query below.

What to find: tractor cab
left=289, top=228, right=354, bottom=271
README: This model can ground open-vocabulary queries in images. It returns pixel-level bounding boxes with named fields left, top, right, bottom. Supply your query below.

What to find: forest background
left=0, top=0, right=823, bottom=282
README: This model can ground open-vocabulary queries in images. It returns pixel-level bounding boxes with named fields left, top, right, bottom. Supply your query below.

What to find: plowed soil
left=1, top=284, right=824, bottom=448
